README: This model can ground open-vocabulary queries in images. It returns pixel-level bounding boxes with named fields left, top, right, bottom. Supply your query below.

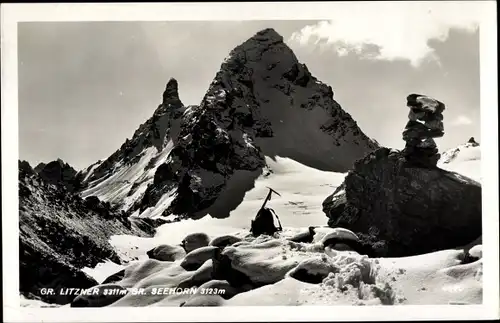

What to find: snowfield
left=80, top=140, right=176, bottom=215
left=438, top=142, right=481, bottom=182
left=76, top=149, right=482, bottom=307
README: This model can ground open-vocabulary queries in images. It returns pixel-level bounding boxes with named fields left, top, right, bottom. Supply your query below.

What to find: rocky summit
left=79, top=28, right=378, bottom=220
left=36, top=159, right=82, bottom=192
left=323, top=95, right=481, bottom=257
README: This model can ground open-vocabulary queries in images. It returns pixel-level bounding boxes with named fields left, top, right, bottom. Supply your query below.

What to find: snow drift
left=73, top=149, right=482, bottom=307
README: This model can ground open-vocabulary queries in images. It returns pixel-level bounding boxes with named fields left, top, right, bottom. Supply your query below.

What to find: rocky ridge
left=80, top=28, right=378, bottom=221
left=79, top=78, right=188, bottom=211
left=19, top=160, right=156, bottom=304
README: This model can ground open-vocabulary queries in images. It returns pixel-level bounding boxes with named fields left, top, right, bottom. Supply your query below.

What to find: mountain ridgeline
left=18, top=28, right=483, bottom=305
left=18, top=160, right=158, bottom=304
left=77, top=28, right=378, bottom=221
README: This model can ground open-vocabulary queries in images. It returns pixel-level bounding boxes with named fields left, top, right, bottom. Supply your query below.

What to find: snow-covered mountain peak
left=134, top=28, right=378, bottom=219
left=438, top=137, right=481, bottom=182
left=439, top=138, right=481, bottom=165
left=79, top=77, right=187, bottom=207
left=78, top=28, right=379, bottom=221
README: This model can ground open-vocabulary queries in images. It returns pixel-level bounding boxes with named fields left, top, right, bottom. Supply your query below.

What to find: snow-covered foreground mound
left=75, top=229, right=482, bottom=307
left=84, top=156, right=345, bottom=265
left=74, top=156, right=482, bottom=307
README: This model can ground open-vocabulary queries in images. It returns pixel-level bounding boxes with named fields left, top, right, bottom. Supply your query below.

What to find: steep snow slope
left=93, top=139, right=482, bottom=265
left=49, top=140, right=483, bottom=307
left=81, top=143, right=175, bottom=213
left=76, top=28, right=377, bottom=221
left=79, top=79, right=186, bottom=216
left=81, top=156, right=346, bottom=267
left=78, top=160, right=103, bottom=184
left=438, top=139, right=481, bottom=182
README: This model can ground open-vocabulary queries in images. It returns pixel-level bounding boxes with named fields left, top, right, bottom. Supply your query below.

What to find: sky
left=18, top=10, right=481, bottom=170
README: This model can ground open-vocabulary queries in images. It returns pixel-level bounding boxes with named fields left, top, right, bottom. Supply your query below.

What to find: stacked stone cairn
left=402, top=94, right=445, bottom=167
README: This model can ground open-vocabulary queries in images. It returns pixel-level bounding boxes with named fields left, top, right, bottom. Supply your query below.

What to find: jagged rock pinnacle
left=34, top=162, right=47, bottom=173
left=19, top=160, right=35, bottom=178
left=468, top=137, right=479, bottom=145
left=55, top=158, right=66, bottom=166
left=163, top=78, right=181, bottom=104
left=80, top=27, right=378, bottom=220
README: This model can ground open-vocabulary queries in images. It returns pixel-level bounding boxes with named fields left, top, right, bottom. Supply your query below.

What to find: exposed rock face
left=79, top=78, right=188, bottom=211
left=36, top=159, right=81, bottom=192
left=113, top=28, right=378, bottom=220
left=19, top=161, right=155, bottom=304
left=323, top=147, right=482, bottom=257
left=34, top=162, right=47, bottom=173
left=467, top=137, right=479, bottom=146
left=402, top=94, right=446, bottom=168
left=20, top=240, right=99, bottom=305
left=438, top=138, right=481, bottom=183
left=19, top=160, right=36, bottom=177
left=91, top=78, right=185, bottom=178
left=323, top=95, right=481, bottom=257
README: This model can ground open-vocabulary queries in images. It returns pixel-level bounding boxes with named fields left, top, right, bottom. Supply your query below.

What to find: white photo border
left=1, top=2, right=498, bottom=322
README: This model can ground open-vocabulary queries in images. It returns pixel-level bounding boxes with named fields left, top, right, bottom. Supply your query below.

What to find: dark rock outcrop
left=78, top=78, right=188, bottom=211
left=468, top=137, right=479, bottom=146
left=88, top=78, right=186, bottom=182
left=34, top=162, right=47, bottom=173
left=20, top=241, right=99, bottom=305
left=323, top=147, right=482, bottom=257
left=77, top=28, right=377, bottom=221
left=19, top=160, right=36, bottom=178
left=323, top=95, right=481, bottom=257
left=37, top=159, right=81, bottom=192
left=19, top=161, right=155, bottom=304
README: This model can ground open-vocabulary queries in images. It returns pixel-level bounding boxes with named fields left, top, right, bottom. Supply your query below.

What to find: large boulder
left=323, top=147, right=481, bottom=257
left=181, top=232, right=211, bottom=253
left=147, top=244, right=186, bottom=262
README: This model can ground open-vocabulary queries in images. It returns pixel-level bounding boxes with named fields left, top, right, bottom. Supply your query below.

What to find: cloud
left=288, top=2, right=481, bottom=67
left=451, top=115, right=473, bottom=126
